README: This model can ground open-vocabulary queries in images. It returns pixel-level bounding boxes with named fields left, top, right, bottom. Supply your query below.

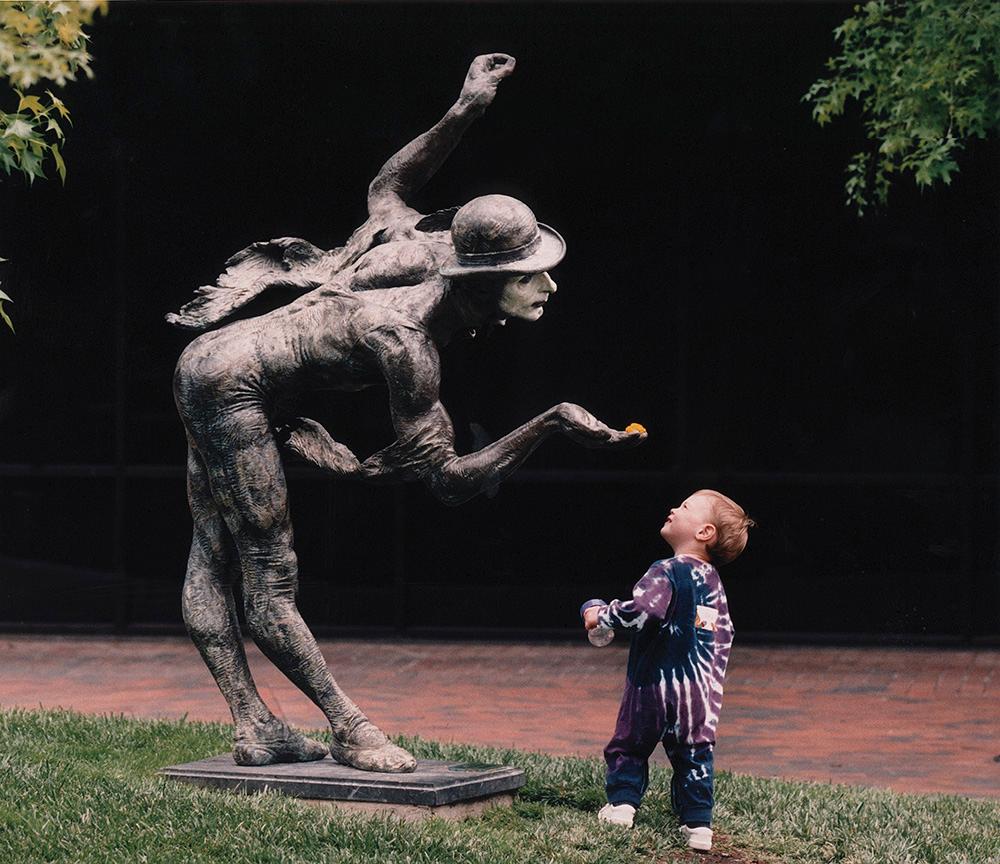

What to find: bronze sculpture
left=168, top=54, right=646, bottom=773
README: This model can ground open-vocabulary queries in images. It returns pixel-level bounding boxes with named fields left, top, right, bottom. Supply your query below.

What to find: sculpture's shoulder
left=311, top=283, right=431, bottom=342
left=349, top=234, right=451, bottom=293
left=359, top=313, right=441, bottom=398
left=371, top=204, right=458, bottom=242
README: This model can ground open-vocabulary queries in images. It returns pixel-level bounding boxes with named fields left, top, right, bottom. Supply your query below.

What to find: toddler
left=583, top=489, right=753, bottom=852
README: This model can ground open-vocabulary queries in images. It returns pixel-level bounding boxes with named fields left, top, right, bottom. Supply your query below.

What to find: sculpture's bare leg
left=196, top=418, right=416, bottom=773
left=182, top=443, right=327, bottom=766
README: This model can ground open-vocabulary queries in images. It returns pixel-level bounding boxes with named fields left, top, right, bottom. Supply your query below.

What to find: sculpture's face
left=498, top=272, right=558, bottom=321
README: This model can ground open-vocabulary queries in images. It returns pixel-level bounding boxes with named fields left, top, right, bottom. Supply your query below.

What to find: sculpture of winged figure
left=168, top=53, right=645, bottom=773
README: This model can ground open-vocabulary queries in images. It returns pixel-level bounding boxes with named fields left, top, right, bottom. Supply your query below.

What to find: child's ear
left=696, top=523, right=717, bottom=544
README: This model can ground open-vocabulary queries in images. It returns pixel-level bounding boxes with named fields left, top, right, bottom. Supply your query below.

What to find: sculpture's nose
left=541, top=273, right=557, bottom=293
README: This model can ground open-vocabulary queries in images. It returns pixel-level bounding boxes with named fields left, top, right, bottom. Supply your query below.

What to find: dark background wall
left=1, top=2, right=997, bottom=641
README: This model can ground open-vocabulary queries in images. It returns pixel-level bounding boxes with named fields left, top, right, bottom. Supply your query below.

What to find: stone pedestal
left=160, top=755, right=525, bottom=822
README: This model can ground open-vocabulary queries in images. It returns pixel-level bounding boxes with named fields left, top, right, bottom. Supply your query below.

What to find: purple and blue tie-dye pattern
left=598, top=555, right=733, bottom=819
left=598, top=555, right=733, bottom=744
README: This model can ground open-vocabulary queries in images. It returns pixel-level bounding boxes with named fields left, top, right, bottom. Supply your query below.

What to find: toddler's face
left=660, top=493, right=715, bottom=546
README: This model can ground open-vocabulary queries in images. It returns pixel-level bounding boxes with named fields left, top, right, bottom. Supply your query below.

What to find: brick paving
left=0, top=635, right=997, bottom=799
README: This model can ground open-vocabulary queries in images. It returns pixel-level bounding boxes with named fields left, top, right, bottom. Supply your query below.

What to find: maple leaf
left=45, top=90, right=71, bottom=120
left=0, top=289, right=14, bottom=334
left=3, top=118, right=35, bottom=139
left=18, top=146, right=44, bottom=182
left=56, top=18, right=82, bottom=46
left=51, top=142, right=66, bottom=183
left=18, top=94, right=46, bottom=116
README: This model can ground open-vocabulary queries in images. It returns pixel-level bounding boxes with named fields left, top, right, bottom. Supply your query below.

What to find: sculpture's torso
left=173, top=224, right=453, bottom=419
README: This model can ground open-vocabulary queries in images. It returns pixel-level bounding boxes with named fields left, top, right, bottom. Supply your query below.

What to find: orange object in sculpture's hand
left=625, top=423, right=647, bottom=435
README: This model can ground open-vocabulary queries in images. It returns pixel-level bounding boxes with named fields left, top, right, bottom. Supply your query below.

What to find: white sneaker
left=679, top=825, right=713, bottom=851
left=597, top=802, right=636, bottom=828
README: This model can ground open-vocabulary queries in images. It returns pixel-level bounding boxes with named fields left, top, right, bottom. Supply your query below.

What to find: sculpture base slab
left=160, top=755, right=525, bottom=822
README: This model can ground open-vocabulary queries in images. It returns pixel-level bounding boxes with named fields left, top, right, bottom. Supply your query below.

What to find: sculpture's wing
left=165, top=217, right=393, bottom=332
left=165, top=237, right=330, bottom=331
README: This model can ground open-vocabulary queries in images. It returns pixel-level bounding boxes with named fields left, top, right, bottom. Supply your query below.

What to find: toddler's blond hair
left=695, top=489, right=755, bottom=565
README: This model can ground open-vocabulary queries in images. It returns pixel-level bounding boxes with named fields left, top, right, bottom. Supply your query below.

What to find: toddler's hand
left=583, top=606, right=603, bottom=630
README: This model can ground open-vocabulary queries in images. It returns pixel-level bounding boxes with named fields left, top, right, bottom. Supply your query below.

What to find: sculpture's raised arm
left=366, top=53, right=516, bottom=218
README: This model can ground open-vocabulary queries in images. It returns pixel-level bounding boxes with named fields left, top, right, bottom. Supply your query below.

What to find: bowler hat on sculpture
left=439, top=194, right=566, bottom=277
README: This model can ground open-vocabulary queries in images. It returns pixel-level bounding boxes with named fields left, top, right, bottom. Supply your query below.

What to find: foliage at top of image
left=0, top=1, right=108, bottom=333
left=804, top=0, right=1000, bottom=216
left=0, top=0, right=106, bottom=184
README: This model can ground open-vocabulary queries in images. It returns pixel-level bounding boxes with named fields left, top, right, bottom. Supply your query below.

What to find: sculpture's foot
left=329, top=717, right=417, bottom=773
left=233, top=718, right=328, bottom=766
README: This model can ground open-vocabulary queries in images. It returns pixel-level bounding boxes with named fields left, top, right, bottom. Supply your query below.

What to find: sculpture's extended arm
left=279, top=328, right=645, bottom=496
left=359, top=329, right=645, bottom=505
left=373, top=398, right=559, bottom=506
left=366, top=53, right=516, bottom=218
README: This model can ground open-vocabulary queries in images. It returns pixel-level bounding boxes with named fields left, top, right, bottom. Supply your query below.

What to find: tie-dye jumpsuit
left=598, top=554, right=733, bottom=824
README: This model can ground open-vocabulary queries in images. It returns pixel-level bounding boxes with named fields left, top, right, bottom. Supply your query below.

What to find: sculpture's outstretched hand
left=458, top=53, right=516, bottom=116
left=277, top=418, right=362, bottom=476
left=553, top=403, right=647, bottom=449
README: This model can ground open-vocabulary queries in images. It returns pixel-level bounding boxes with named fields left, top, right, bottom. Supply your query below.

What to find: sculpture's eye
left=518, top=275, right=532, bottom=284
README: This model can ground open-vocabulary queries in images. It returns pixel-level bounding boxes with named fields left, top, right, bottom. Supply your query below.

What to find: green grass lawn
left=0, top=708, right=997, bottom=864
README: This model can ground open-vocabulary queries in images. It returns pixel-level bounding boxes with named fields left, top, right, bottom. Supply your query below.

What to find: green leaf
left=51, top=142, right=66, bottom=183
left=0, top=148, right=15, bottom=174
left=805, top=0, right=1000, bottom=215
left=45, top=91, right=71, bottom=120
left=17, top=94, right=46, bottom=116
left=3, top=118, right=36, bottom=139
left=18, top=146, right=44, bottom=182
left=0, top=299, right=14, bottom=334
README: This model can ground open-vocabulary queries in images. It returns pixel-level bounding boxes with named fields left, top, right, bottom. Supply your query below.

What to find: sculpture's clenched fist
left=458, top=53, right=516, bottom=115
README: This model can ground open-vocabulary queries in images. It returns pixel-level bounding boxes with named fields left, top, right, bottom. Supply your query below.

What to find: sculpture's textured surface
left=169, top=54, right=645, bottom=773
